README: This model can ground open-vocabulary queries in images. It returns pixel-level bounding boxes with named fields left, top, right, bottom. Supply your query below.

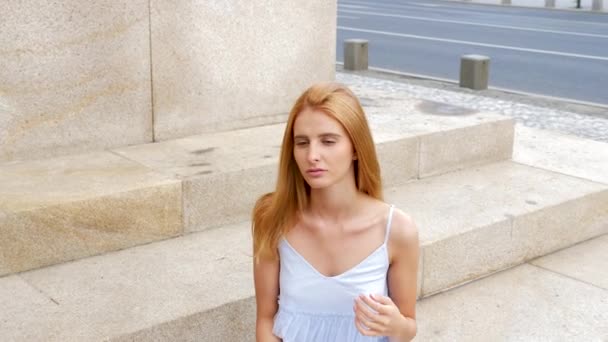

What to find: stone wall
left=0, top=1, right=336, bottom=162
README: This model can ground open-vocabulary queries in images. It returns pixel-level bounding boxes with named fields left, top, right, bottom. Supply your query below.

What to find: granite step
left=2, top=154, right=606, bottom=341
left=0, top=105, right=513, bottom=276
left=414, top=234, right=608, bottom=341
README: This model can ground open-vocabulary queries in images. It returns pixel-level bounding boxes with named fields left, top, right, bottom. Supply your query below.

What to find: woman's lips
left=306, top=168, right=326, bottom=177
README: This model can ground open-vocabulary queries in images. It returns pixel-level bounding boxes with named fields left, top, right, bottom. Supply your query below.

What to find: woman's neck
left=308, top=181, right=362, bottom=222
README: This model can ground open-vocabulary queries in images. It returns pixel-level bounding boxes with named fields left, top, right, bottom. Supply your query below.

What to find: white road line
left=338, top=15, right=360, bottom=19
left=338, top=9, right=608, bottom=38
left=338, top=4, right=370, bottom=9
left=411, top=3, right=442, bottom=7
left=338, top=26, right=608, bottom=61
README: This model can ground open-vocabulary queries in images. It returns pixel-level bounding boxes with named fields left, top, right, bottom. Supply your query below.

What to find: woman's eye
left=322, top=140, right=335, bottom=145
left=295, top=141, right=308, bottom=146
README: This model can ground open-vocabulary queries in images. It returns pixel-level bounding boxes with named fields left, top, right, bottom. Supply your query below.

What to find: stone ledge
left=2, top=160, right=606, bottom=341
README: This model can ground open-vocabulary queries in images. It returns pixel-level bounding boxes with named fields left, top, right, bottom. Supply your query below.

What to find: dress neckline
left=281, top=237, right=388, bottom=279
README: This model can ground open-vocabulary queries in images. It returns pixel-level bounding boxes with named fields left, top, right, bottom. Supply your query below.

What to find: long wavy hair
left=252, top=82, right=382, bottom=261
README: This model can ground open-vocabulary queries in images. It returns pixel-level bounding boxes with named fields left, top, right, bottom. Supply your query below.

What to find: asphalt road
left=336, top=0, right=608, bottom=105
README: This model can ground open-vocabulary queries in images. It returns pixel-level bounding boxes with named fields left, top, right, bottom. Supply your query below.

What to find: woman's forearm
left=256, top=318, right=281, bottom=342
left=389, top=315, right=417, bottom=342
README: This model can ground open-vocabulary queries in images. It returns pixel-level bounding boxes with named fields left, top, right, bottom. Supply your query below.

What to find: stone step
left=414, top=234, right=608, bottom=341
left=0, top=101, right=513, bottom=276
left=2, top=158, right=605, bottom=341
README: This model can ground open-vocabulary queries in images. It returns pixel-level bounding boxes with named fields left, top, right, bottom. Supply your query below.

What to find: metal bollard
left=460, top=55, right=490, bottom=90
left=592, top=0, right=603, bottom=11
left=545, top=0, right=556, bottom=7
left=344, top=39, right=368, bottom=71
left=501, top=0, right=511, bottom=4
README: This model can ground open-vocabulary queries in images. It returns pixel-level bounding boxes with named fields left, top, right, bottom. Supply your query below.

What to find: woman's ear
left=353, top=153, right=358, bottom=160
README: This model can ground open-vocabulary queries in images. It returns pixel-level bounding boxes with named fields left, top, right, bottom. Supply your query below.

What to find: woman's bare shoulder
left=388, top=207, right=419, bottom=248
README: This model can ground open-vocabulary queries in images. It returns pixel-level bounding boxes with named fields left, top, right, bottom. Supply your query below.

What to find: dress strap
left=384, top=204, right=395, bottom=244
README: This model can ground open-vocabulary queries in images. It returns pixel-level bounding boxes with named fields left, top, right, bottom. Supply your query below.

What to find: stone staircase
left=1, top=83, right=607, bottom=341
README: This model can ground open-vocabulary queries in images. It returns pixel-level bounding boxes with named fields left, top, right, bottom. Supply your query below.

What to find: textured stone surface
left=18, top=221, right=253, bottom=341
left=376, top=137, right=418, bottom=187
left=531, top=234, right=608, bottom=289
left=514, top=124, right=608, bottom=184
left=386, top=161, right=608, bottom=296
left=0, top=0, right=152, bottom=163
left=512, top=190, right=608, bottom=261
left=114, top=124, right=284, bottom=231
left=115, top=107, right=510, bottom=231
left=415, top=264, right=608, bottom=341
left=0, top=152, right=182, bottom=275
left=0, top=275, right=101, bottom=341
left=418, top=118, right=514, bottom=177
left=150, top=0, right=337, bottom=140
left=109, top=297, right=256, bottom=342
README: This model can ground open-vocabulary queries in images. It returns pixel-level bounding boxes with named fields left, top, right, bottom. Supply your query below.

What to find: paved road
left=336, top=0, right=608, bottom=105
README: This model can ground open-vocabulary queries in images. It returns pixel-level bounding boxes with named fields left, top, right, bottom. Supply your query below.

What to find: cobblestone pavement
left=337, top=72, right=608, bottom=143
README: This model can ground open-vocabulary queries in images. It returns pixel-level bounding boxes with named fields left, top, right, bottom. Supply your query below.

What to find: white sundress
left=273, top=205, right=395, bottom=342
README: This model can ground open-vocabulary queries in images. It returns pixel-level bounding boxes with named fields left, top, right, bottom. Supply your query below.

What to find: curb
left=335, top=62, right=608, bottom=116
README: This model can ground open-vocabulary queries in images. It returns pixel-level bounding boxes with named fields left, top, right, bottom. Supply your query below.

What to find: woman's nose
left=307, top=143, right=320, bottom=162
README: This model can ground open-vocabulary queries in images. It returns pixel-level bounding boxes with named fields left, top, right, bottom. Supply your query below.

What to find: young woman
left=252, top=82, right=419, bottom=342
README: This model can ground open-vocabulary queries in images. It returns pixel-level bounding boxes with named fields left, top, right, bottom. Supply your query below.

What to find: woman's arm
left=386, top=209, right=420, bottom=341
left=353, top=209, right=419, bottom=341
left=254, top=255, right=282, bottom=342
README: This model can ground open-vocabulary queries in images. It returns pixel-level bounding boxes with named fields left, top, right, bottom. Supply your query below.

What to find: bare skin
left=254, top=108, right=419, bottom=341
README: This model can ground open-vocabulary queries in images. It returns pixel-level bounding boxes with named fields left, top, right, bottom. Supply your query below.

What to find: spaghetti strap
left=384, top=204, right=395, bottom=244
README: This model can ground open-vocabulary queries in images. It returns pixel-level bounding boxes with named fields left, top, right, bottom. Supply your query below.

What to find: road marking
left=338, top=4, right=369, bottom=9
left=338, top=26, right=608, bottom=61
left=413, top=3, right=442, bottom=7
left=338, top=9, right=608, bottom=39
left=338, top=15, right=360, bottom=19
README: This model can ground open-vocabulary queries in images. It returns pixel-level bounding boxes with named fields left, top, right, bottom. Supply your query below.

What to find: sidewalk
left=336, top=70, right=608, bottom=143
left=444, top=0, right=606, bottom=12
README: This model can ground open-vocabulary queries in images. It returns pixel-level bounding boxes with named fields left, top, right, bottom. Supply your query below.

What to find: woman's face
left=292, top=107, right=356, bottom=190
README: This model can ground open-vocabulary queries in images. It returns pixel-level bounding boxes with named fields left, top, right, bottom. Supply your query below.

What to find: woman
left=252, top=82, right=419, bottom=341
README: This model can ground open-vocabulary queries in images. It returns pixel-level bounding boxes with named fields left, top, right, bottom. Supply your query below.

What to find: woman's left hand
left=353, top=293, right=406, bottom=337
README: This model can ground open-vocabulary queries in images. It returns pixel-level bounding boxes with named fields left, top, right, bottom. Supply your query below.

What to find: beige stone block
left=109, top=298, right=256, bottom=342
left=421, top=220, right=517, bottom=296
left=0, top=275, right=101, bottom=341
left=513, top=190, right=608, bottom=262
left=0, top=152, right=182, bottom=275
left=415, top=264, right=608, bottom=341
left=184, top=165, right=277, bottom=232
left=513, top=124, right=608, bottom=184
left=20, top=221, right=253, bottom=340
left=387, top=161, right=608, bottom=296
left=376, top=137, right=418, bottom=187
left=419, top=118, right=514, bottom=178
left=113, top=124, right=284, bottom=231
left=113, top=123, right=285, bottom=176
left=532, top=234, right=608, bottom=289
left=150, top=0, right=336, bottom=140
left=0, top=0, right=152, bottom=163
